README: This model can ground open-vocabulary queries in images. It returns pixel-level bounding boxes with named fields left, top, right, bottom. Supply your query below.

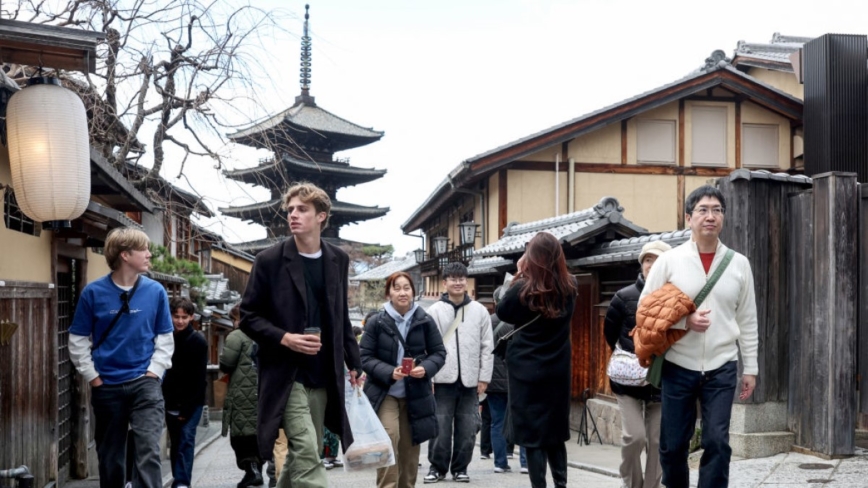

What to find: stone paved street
left=189, top=436, right=622, bottom=488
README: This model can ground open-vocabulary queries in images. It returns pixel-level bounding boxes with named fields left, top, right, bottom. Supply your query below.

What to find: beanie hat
left=638, top=240, right=672, bottom=263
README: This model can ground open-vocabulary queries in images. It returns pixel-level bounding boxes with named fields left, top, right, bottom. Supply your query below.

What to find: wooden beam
left=677, top=175, right=685, bottom=229
left=512, top=160, right=742, bottom=177
left=498, top=170, right=507, bottom=238
left=561, top=141, right=569, bottom=161
left=678, top=99, right=686, bottom=167
left=621, top=120, right=628, bottom=165
left=685, top=95, right=740, bottom=103
left=735, top=100, right=742, bottom=169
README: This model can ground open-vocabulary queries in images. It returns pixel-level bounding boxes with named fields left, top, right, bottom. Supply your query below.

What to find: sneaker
left=520, top=467, right=528, bottom=474
left=322, top=459, right=334, bottom=470
left=424, top=469, right=445, bottom=484
left=479, top=454, right=491, bottom=460
left=453, top=472, right=470, bottom=482
left=331, top=459, right=343, bottom=468
left=493, top=466, right=512, bottom=473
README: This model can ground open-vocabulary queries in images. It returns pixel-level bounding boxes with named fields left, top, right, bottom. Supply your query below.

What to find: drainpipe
left=0, top=466, right=34, bottom=488
left=568, top=157, right=575, bottom=213
left=555, top=153, right=560, bottom=217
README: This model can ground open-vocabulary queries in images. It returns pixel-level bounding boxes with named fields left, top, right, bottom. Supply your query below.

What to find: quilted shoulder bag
left=606, top=343, right=647, bottom=386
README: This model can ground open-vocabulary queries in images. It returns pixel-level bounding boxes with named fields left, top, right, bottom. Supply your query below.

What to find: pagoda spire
left=296, top=4, right=315, bottom=105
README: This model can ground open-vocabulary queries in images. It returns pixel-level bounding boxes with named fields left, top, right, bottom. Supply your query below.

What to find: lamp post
left=413, top=248, right=425, bottom=263
left=7, top=77, right=90, bottom=230
left=459, top=221, right=480, bottom=246
left=433, top=236, right=449, bottom=256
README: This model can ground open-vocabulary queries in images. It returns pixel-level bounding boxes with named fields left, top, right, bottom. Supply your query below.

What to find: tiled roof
left=473, top=197, right=647, bottom=257
left=219, top=198, right=389, bottom=219
left=224, top=155, right=386, bottom=180
left=725, top=168, right=812, bottom=185
left=228, top=101, right=383, bottom=142
left=231, top=237, right=285, bottom=253
left=570, top=230, right=692, bottom=267
left=202, top=273, right=240, bottom=303
left=732, top=33, right=812, bottom=71
left=352, top=255, right=419, bottom=282
left=146, top=270, right=188, bottom=285
left=467, top=256, right=514, bottom=276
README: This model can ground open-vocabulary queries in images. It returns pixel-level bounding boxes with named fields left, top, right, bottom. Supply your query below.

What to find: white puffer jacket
left=427, top=296, right=494, bottom=387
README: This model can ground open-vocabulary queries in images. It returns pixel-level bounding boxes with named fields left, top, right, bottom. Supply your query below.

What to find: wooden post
left=810, top=172, right=858, bottom=456
left=788, top=189, right=814, bottom=448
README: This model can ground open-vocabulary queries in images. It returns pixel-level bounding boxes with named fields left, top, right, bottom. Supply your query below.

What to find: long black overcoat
left=495, top=279, right=576, bottom=448
left=359, top=307, right=446, bottom=445
left=240, top=237, right=362, bottom=459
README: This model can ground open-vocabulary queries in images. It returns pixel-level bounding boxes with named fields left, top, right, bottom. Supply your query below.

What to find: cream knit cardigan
left=640, top=239, right=759, bottom=375
left=427, top=299, right=494, bottom=387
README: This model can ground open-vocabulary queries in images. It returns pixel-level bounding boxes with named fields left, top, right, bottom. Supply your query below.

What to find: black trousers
left=525, top=443, right=567, bottom=488
left=230, top=434, right=261, bottom=470
left=479, top=398, right=491, bottom=455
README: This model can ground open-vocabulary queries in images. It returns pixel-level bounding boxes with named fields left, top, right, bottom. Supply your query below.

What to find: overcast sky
left=161, top=0, right=868, bottom=256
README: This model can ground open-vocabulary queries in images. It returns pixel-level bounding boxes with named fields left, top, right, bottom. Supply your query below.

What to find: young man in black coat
left=162, top=297, right=208, bottom=488
left=240, top=182, right=362, bottom=488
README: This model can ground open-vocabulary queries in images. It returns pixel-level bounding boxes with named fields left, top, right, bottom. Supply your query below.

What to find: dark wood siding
left=210, top=259, right=250, bottom=295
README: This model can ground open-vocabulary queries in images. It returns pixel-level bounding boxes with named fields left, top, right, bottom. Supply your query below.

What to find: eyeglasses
left=692, top=206, right=725, bottom=217
left=445, top=277, right=467, bottom=283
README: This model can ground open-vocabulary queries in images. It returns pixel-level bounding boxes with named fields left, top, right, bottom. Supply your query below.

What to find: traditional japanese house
left=350, top=253, right=421, bottom=313
left=220, top=6, right=388, bottom=253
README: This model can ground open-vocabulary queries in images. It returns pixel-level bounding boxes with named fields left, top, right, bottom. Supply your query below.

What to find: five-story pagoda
left=221, top=5, right=388, bottom=253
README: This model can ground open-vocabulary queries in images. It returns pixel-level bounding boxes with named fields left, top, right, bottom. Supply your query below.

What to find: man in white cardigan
left=424, top=262, right=494, bottom=484
left=640, top=185, right=758, bottom=488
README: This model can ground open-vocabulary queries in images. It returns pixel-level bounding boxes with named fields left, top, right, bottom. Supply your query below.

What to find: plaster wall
left=142, top=209, right=166, bottom=248
left=747, top=67, right=805, bottom=100
left=86, top=249, right=112, bottom=283
left=574, top=173, right=678, bottom=232
left=0, top=150, right=52, bottom=282
left=212, top=249, right=253, bottom=273
left=506, top=169, right=569, bottom=224
left=567, top=122, right=621, bottom=164
left=487, top=172, right=500, bottom=243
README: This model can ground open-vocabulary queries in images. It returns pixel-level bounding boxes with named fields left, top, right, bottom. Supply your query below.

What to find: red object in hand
left=401, top=357, right=414, bottom=375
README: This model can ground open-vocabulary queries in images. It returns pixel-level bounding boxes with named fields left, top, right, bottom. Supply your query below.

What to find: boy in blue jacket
left=69, top=227, right=174, bottom=488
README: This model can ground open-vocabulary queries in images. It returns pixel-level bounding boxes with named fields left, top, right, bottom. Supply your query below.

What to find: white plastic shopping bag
left=340, top=379, right=395, bottom=471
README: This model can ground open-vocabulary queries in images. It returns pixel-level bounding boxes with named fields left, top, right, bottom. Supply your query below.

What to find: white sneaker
left=520, top=467, right=528, bottom=474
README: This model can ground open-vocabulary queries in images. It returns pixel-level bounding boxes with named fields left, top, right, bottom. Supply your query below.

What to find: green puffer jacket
left=220, top=329, right=258, bottom=437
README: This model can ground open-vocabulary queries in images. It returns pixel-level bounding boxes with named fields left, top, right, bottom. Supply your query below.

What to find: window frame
left=3, top=187, right=41, bottom=237
left=691, top=106, right=728, bottom=167
left=742, top=123, right=780, bottom=169
left=636, top=119, right=676, bottom=165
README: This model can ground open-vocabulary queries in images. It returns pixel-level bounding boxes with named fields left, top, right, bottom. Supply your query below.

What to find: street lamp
left=433, top=236, right=449, bottom=256
left=459, top=221, right=480, bottom=246
left=413, top=248, right=425, bottom=263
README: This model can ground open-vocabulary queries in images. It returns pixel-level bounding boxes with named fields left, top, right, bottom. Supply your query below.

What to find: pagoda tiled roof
left=224, top=154, right=386, bottom=186
left=219, top=198, right=389, bottom=221
left=228, top=99, right=383, bottom=152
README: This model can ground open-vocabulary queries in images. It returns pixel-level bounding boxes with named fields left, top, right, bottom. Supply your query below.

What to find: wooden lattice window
left=3, top=187, right=41, bottom=236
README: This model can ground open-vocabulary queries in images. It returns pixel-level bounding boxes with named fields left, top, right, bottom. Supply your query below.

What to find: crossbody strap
left=442, top=306, right=465, bottom=344
left=94, top=276, right=141, bottom=351
left=378, top=312, right=409, bottom=351
left=499, top=314, right=541, bottom=342
left=694, top=249, right=735, bottom=307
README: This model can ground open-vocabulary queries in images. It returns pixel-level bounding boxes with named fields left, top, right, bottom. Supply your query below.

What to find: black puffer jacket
left=603, top=273, right=660, bottom=401
left=360, top=307, right=446, bottom=445
left=487, top=313, right=509, bottom=394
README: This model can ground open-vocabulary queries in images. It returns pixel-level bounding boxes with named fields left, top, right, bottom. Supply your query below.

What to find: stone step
left=730, top=431, right=795, bottom=459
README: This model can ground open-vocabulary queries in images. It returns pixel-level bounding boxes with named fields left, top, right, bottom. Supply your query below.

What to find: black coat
left=603, top=274, right=660, bottom=401
left=487, top=314, right=509, bottom=394
left=240, top=238, right=362, bottom=459
left=359, top=307, right=446, bottom=445
left=162, top=326, right=208, bottom=419
left=495, top=279, right=576, bottom=448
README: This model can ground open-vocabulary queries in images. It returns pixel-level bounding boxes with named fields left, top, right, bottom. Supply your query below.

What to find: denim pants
left=487, top=392, right=509, bottom=469
left=91, top=375, right=165, bottom=488
left=660, top=360, right=738, bottom=488
left=479, top=398, right=492, bottom=455
left=166, top=405, right=204, bottom=487
left=428, top=381, right=479, bottom=475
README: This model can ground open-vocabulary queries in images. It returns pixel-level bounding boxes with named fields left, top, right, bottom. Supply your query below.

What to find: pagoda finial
left=299, top=4, right=312, bottom=95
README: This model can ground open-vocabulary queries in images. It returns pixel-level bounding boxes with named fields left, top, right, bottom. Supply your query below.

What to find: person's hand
left=686, top=310, right=711, bottom=333
left=349, top=369, right=360, bottom=387
left=281, top=332, right=322, bottom=355
left=90, top=377, right=103, bottom=388
left=739, top=374, right=756, bottom=400
left=477, top=381, right=488, bottom=395
left=145, top=371, right=159, bottom=379
left=409, top=366, right=426, bottom=378
left=392, top=366, right=408, bottom=381
left=517, top=255, right=527, bottom=274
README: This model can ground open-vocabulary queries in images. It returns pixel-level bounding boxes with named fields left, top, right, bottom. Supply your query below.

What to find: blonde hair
left=281, top=182, right=331, bottom=231
left=104, top=227, right=150, bottom=270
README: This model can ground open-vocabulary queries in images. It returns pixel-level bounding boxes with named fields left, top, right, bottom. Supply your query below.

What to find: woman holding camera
left=360, top=272, right=447, bottom=488
left=496, top=232, right=578, bottom=488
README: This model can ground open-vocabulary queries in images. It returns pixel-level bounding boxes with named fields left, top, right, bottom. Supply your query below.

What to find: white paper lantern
left=7, top=78, right=90, bottom=226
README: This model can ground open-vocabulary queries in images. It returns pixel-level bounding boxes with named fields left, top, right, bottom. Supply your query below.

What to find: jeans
left=479, top=398, right=492, bottom=455
left=91, top=375, right=165, bottom=488
left=428, top=381, right=479, bottom=475
left=487, top=393, right=509, bottom=469
left=660, top=360, right=737, bottom=488
left=520, top=446, right=527, bottom=468
left=166, top=406, right=204, bottom=487
left=525, top=443, right=567, bottom=488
